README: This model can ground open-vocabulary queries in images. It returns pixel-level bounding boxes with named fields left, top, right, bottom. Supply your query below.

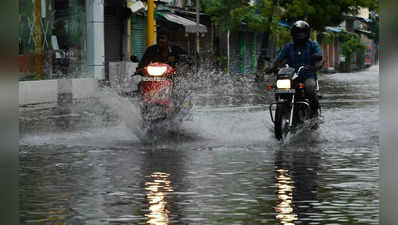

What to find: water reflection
left=139, top=146, right=188, bottom=225
left=275, top=169, right=298, bottom=224
left=145, top=172, right=174, bottom=225
left=274, top=147, right=321, bottom=224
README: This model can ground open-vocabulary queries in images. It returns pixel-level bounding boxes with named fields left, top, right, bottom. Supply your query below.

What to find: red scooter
left=134, top=62, right=192, bottom=132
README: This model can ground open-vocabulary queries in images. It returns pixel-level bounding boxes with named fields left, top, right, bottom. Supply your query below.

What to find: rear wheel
left=274, top=104, right=290, bottom=140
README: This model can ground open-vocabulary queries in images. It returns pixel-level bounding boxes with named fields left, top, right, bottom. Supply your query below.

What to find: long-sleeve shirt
left=276, top=41, right=323, bottom=79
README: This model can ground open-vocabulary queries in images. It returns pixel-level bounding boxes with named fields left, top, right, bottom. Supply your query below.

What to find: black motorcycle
left=268, top=65, right=321, bottom=140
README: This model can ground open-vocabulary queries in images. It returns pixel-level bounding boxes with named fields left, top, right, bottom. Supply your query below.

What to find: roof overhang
left=158, top=12, right=207, bottom=33
left=326, top=26, right=343, bottom=33
left=128, top=1, right=147, bottom=14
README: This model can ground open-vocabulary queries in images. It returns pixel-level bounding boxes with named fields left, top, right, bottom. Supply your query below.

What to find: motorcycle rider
left=267, top=20, right=323, bottom=118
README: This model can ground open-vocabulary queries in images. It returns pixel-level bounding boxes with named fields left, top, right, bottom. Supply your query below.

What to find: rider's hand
left=133, top=68, right=144, bottom=76
left=304, top=65, right=316, bottom=72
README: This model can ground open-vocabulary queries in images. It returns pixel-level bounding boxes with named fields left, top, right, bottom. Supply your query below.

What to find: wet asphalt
left=19, top=66, right=379, bottom=225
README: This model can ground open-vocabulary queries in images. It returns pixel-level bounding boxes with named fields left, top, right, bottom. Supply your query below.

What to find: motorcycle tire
left=296, top=102, right=312, bottom=125
left=274, top=104, right=290, bottom=140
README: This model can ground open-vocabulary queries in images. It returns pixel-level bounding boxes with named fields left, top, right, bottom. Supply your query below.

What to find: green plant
left=322, top=31, right=336, bottom=45
left=272, top=25, right=291, bottom=49
left=339, top=32, right=366, bottom=69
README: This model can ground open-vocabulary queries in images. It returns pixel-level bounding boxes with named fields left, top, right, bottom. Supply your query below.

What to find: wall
left=322, top=37, right=339, bottom=72
left=19, top=78, right=98, bottom=106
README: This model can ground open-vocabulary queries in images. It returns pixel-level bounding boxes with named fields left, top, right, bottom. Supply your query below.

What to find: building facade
left=19, top=0, right=106, bottom=80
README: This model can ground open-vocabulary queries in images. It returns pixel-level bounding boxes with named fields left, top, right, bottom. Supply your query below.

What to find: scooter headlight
left=276, top=79, right=291, bottom=89
left=146, top=66, right=168, bottom=76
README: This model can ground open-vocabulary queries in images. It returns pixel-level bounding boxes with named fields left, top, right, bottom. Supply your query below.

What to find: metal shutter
left=132, top=14, right=147, bottom=60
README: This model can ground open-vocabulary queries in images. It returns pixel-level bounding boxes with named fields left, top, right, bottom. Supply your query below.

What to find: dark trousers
left=304, top=78, right=319, bottom=117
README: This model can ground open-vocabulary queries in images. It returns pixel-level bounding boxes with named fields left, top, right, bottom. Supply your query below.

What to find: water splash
left=95, top=86, right=146, bottom=141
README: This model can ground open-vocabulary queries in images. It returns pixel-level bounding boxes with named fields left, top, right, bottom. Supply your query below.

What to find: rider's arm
left=312, top=42, right=324, bottom=71
left=266, top=44, right=290, bottom=73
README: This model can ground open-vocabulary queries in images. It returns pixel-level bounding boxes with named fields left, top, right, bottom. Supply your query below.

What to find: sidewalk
left=19, top=78, right=98, bottom=106
left=19, top=97, right=120, bottom=135
left=18, top=78, right=120, bottom=135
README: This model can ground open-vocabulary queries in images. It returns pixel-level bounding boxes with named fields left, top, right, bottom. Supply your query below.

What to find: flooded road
left=20, top=66, right=379, bottom=224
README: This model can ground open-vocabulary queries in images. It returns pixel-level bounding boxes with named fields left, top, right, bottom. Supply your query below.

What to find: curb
left=19, top=78, right=99, bottom=106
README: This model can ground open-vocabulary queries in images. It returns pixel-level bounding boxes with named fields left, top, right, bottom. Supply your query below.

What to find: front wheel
left=274, top=104, right=290, bottom=140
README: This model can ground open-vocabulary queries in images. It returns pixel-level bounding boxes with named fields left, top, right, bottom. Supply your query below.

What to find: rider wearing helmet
left=268, top=20, right=323, bottom=117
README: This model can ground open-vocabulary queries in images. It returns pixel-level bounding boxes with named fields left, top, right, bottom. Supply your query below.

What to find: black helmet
left=291, top=20, right=310, bottom=45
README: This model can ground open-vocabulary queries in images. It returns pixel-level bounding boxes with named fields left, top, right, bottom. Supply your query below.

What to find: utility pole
left=147, top=0, right=156, bottom=47
left=34, top=0, right=43, bottom=79
left=87, top=0, right=105, bottom=80
left=196, top=0, right=200, bottom=55
left=227, top=30, right=230, bottom=74
left=127, top=1, right=133, bottom=59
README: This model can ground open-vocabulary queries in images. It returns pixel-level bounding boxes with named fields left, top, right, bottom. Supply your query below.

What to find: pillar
left=86, top=0, right=105, bottom=80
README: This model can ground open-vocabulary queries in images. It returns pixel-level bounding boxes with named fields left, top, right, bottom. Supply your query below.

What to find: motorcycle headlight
left=146, top=66, right=168, bottom=76
left=276, top=79, right=291, bottom=89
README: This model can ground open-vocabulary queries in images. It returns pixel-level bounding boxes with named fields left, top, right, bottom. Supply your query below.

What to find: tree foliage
left=277, top=0, right=378, bottom=32
left=201, top=0, right=378, bottom=33
left=201, top=0, right=267, bottom=32
left=338, top=32, right=366, bottom=67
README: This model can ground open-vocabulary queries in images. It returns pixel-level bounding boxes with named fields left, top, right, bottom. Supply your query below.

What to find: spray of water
left=95, top=86, right=146, bottom=141
left=20, top=62, right=269, bottom=147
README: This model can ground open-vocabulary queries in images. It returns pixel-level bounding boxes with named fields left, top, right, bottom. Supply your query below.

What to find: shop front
left=19, top=0, right=109, bottom=81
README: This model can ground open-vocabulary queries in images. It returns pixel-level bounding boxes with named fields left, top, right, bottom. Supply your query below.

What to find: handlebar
left=132, top=67, right=145, bottom=76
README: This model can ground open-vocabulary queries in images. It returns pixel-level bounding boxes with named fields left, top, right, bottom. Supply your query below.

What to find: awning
left=278, top=22, right=291, bottom=28
left=127, top=1, right=147, bottom=14
left=362, top=18, right=373, bottom=23
left=158, top=12, right=208, bottom=33
left=326, top=26, right=343, bottom=33
left=356, top=29, right=373, bottom=35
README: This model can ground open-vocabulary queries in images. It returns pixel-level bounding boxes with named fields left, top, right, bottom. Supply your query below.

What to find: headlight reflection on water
left=145, top=172, right=173, bottom=225
left=275, top=169, right=298, bottom=225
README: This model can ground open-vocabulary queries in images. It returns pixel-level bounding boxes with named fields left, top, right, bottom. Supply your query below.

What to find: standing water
left=20, top=65, right=379, bottom=224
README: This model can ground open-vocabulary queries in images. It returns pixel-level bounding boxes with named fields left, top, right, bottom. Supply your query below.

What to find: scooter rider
left=137, top=28, right=191, bottom=72
left=267, top=20, right=323, bottom=117
left=135, top=28, right=193, bottom=111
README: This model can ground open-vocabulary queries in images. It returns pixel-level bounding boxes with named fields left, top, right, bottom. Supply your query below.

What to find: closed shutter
left=239, top=31, right=246, bottom=74
left=246, top=32, right=256, bottom=74
left=132, top=15, right=147, bottom=60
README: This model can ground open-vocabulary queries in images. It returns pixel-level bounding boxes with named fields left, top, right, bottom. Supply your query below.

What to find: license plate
left=142, top=77, right=167, bottom=81
left=273, top=89, right=295, bottom=94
